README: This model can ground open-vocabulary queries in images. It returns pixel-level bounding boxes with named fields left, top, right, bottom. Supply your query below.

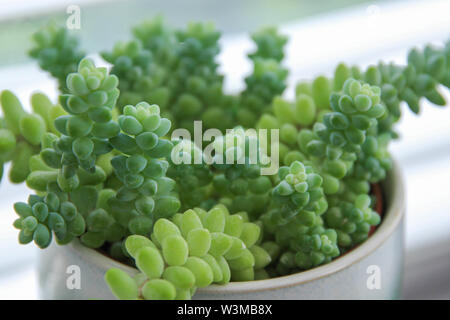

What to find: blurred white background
left=0, top=0, right=449, bottom=299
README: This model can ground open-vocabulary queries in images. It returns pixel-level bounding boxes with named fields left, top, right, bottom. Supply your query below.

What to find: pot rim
left=68, top=158, right=405, bottom=294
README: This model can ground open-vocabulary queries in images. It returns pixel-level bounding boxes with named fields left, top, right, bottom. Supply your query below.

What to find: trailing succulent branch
left=29, top=24, right=85, bottom=93
left=210, top=127, right=274, bottom=218
left=166, top=139, right=213, bottom=211
left=237, top=28, right=289, bottom=128
left=0, top=90, right=65, bottom=184
left=1, top=18, right=449, bottom=300
left=105, top=205, right=270, bottom=300
left=104, top=18, right=235, bottom=133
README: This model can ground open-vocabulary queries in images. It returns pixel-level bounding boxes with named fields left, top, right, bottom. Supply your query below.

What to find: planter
left=38, top=160, right=405, bottom=300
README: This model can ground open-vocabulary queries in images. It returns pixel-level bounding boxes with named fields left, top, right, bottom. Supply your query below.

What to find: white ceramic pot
left=38, top=161, right=405, bottom=300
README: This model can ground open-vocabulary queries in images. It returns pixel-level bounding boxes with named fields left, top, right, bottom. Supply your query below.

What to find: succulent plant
left=0, top=18, right=448, bottom=300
